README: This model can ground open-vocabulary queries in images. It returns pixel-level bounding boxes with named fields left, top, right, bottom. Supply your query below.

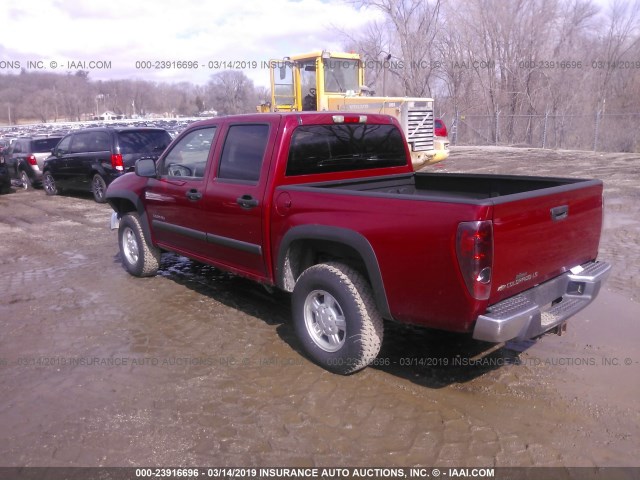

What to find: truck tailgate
left=490, top=180, right=604, bottom=304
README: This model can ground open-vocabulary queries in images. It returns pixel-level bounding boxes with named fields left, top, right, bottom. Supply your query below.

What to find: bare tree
left=207, top=71, right=256, bottom=115
left=338, top=19, right=395, bottom=94
left=348, top=0, right=442, bottom=97
left=592, top=0, right=640, bottom=111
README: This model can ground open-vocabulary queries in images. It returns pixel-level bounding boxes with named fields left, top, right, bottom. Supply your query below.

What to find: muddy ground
left=0, top=146, right=638, bottom=468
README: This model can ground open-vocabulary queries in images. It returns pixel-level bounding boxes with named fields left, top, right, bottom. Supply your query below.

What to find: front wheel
left=292, top=262, right=383, bottom=374
left=92, top=173, right=107, bottom=203
left=42, top=171, right=59, bottom=196
left=118, top=213, right=161, bottom=277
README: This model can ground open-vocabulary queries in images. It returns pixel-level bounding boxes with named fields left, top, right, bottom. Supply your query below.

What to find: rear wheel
left=19, top=170, right=32, bottom=190
left=43, top=171, right=58, bottom=196
left=118, top=213, right=160, bottom=277
left=92, top=173, right=107, bottom=203
left=292, top=262, right=383, bottom=374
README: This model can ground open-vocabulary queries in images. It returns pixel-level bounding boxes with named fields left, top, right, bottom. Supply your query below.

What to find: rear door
left=489, top=180, right=604, bottom=304
left=199, top=120, right=278, bottom=279
left=144, top=126, right=218, bottom=258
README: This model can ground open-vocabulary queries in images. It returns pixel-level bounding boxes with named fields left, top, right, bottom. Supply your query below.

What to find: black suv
left=3, top=136, right=63, bottom=189
left=43, top=127, right=172, bottom=202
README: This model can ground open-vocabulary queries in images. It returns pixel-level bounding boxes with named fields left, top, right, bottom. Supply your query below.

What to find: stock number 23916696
left=135, top=61, right=199, bottom=69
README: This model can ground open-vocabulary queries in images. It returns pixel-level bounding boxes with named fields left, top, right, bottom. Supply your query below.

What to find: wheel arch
left=18, top=165, right=31, bottom=178
left=107, top=191, right=153, bottom=243
left=17, top=160, right=32, bottom=177
left=276, top=225, right=392, bottom=320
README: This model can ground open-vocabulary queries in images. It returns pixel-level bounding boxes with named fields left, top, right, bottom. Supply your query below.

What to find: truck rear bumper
left=472, top=261, right=611, bottom=343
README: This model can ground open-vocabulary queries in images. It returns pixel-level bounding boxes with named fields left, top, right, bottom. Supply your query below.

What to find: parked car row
left=1, top=120, right=185, bottom=200
left=0, top=117, right=198, bottom=142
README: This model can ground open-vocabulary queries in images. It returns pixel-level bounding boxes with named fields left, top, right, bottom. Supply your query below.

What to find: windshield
left=323, top=59, right=359, bottom=93
left=286, top=124, right=407, bottom=176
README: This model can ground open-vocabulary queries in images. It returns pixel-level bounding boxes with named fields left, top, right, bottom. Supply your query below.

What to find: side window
left=160, top=127, right=216, bottom=178
left=12, top=141, right=23, bottom=154
left=88, top=132, right=111, bottom=152
left=218, top=125, right=269, bottom=183
left=56, top=135, right=72, bottom=155
left=70, top=132, right=92, bottom=154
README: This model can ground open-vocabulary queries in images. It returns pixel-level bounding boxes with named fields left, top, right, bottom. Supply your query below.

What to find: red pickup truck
left=106, top=112, right=610, bottom=374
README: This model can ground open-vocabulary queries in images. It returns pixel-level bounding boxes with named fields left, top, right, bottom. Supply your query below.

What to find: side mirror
left=279, top=66, right=287, bottom=80
left=135, top=158, right=157, bottom=177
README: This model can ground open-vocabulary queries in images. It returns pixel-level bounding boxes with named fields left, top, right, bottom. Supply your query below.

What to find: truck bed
left=293, top=172, right=601, bottom=204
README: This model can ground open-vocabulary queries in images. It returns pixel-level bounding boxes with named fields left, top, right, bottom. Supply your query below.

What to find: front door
left=270, top=60, right=296, bottom=111
left=144, top=126, right=218, bottom=259
left=48, top=135, right=73, bottom=187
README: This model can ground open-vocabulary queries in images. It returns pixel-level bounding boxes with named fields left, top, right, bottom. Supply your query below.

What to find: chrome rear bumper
left=473, top=261, right=611, bottom=342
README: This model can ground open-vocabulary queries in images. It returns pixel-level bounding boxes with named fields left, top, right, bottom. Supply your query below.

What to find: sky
left=0, top=0, right=381, bottom=87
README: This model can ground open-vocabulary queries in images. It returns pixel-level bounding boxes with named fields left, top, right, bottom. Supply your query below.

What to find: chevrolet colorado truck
left=106, top=112, right=610, bottom=374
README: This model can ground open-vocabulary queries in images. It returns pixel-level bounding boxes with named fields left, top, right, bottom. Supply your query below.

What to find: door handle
left=237, top=194, right=259, bottom=209
left=186, top=189, right=202, bottom=201
left=550, top=205, right=569, bottom=221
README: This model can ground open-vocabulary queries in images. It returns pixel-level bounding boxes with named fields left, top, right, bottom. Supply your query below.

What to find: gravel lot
left=0, top=145, right=638, bottom=468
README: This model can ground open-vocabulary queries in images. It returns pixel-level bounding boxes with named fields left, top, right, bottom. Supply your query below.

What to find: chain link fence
left=449, top=112, right=640, bottom=153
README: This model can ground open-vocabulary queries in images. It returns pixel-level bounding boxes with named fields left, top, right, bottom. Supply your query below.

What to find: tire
left=42, top=171, right=58, bottom=196
left=92, top=173, right=107, bottom=203
left=19, top=170, right=32, bottom=190
left=118, top=213, right=161, bottom=277
left=292, top=262, right=383, bottom=374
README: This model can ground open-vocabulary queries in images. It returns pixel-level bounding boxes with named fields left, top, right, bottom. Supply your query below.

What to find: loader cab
left=266, top=51, right=365, bottom=112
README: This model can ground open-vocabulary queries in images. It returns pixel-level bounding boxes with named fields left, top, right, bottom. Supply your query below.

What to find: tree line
left=0, top=69, right=268, bottom=124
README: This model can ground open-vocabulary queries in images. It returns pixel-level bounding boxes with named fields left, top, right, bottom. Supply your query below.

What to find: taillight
left=111, top=153, right=124, bottom=171
left=27, top=155, right=37, bottom=166
left=456, top=220, right=493, bottom=300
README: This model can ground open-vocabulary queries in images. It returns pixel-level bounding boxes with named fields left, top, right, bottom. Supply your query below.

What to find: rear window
left=31, top=138, right=61, bottom=153
left=117, top=130, right=171, bottom=155
left=286, top=124, right=407, bottom=176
